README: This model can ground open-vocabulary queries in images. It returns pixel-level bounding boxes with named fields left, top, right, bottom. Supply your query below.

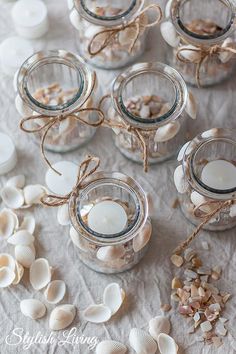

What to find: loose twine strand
left=88, top=4, right=162, bottom=57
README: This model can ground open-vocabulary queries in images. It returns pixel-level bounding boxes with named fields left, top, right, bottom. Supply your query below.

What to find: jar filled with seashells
left=15, top=50, right=102, bottom=153
left=69, top=171, right=151, bottom=273
left=161, top=0, right=236, bottom=86
left=102, top=62, right=196, bottom=171
left=68, top=0, right=162, bottom=69
left=174, top=128, right=236, bottom=231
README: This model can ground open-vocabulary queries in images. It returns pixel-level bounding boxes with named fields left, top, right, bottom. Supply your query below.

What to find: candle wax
left=201, top=160, right=236, bottom=190
left=87, top=200, right=128, bottom=235
left=0, top=132, right=17, bottom=174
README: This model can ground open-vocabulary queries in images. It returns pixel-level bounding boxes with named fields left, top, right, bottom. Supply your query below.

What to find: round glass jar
left=69, top=0, right=160, bottom=69
left=16, top=50, right=101, bottom=153
left=174, top=128, right=236, bottom=231
left=107, top=62, right=195, bottom=168
left=69, top=171, right=151, bottom=273
left=162, top=0, right=236, bottom=86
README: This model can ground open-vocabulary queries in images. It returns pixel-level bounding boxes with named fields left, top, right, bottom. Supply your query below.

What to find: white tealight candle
left=0, top=37, right=33, bottom=76
left=87, top=200, right=128, bottom=235
left=11, top=0, right=49, bottom=39
left=45, top=161, right=78, bottom=195
left=201, top=159, right=236, bottom=190
left=0, top=132, right=17, bottom=175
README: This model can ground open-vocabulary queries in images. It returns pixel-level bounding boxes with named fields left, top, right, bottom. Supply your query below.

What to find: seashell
left=44, top=280, right=66, bottom=304
left=15, top=244, right=35, bottom=268
left=0, top=208, right=18, bottom=238
left=178, top=45, right=201, bottom=62
left=219, top=38, right=235, bottom=63
left=69, top=9, right=81, bottom=31
left=30, top=258, right=51, bottom=290
left=0, top=266, right=15, bottom=287
left=8, top=229, right=34, bottom=246
left=190, top=191, right=215, bottom=214
left=6, top=175, right=25, bottom=189
left=129, top=328, right=158, bottom=354
left=96, top=245, right=126, bottom=262
left=174, top=165, right=188, bottom=194
left=19, top=215, right=36, bottom=234
left=15, top=94, right=33, bottom=117
left=96, top=340, right=127, bottom=354
left=57, top=204, right=70, bottom=226
left=23, top=184, right=46, bottom=205
left=165, top=0, right=172, bottom=18
left=133, top=219, right=152, bottom=252
left=12, top=261, right=24, bottom=284
left=149, top=316, right=171, bottom=341
left=83, top=304, right=112, bottom=323
left=157, top=333, right=178, bottom=354
left=177, top=141, right=191, bottom=162
left=160, top=21, right=180, bottom=48
left=119, top=27, right=138, bottom=46
left=230, top=203, right=236, bottom=218
left=1, top=186, right=24, bottom=209
left=20, top=299, right=46, bottom=320
left=0, top=253, right=15, bottom=270
left=13, top=69, right=19, bottom=92
left=67, top=0, right=74, bottom=10
left=49, top=304, right=76, bottom=331
left=185, top=91, right=197, bottom=119
left=103, top=283, right=125, bottom=315
left=154, top=121, right=180, bottom=143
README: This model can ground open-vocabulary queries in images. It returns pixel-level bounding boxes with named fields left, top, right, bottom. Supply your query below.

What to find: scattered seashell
left=20, top=299, right=46, bottom=320
left=30, top=258, right=51, bottom=290
left=83, top=304, right=112, bottom=323
left=157, top=333, right=178, bottom=354
left=200, top=320, right=212, bottom=332
left=103, top=283, right=125, bottom=315
left=172, top=277, right=182, bottom=289
left=119, top=27, right=137, bottom=46
left=149, top=316, right=171, bottom=341
left=174, top=165, right=188, bottom=194
left=19, top=215, right=36, bottom=234
left=129, top=328, right=158, bottom=354
left=23, top=185, right=46, bottom=205
left=12, top=261, right=24, bottom=284
left=185, top=91, right=197, bottom=119
left=201, top=241, right=209, bottom=250
left=0, top=266, right=15, bottom=287
left=6, top=175, right=25, bottom=189
left=178, top=45, right=202, bottom=62
left=219, top=38, right=235, bottom=63
left=230, top=203, right=236, bottom=218
left=170, top=254, right=183, bottom=268
left=8, top=230, right=34, bottom=246
left=49, top=304, right=76, bottom=331
left=15, top=244, right=35, bottom=268
left=57, top=204, right=70, bottom=226
left=154, top=121, right=180, bottom=143
left=0, top=208, right=18, bottom=238
left=15, top=94, right=33, bottom=117
left=69, top=8, right=81, bottom=30
left=96, top=340, right=127, bottom=354
left=44, top=280, right=66, bottom=304
left=133, top=219, right=152, bottom=252
left=96, top=245, right=126, bottom=262
left=177, top=141, right=191, bottom=162
left=69, top=226, right=88, bottom=252
left=1, top=186, right=24, bottom=209
left=160, top=21, right=180, bottom=48
left=0, top=253, right=15, bottom=270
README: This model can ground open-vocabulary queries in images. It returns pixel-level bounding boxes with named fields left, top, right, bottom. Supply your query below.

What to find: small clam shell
left=157, top=333, right=178, bottom=354
left=219, top=38, right=235, bottom=63
left=133, top=219, right=152, bottom=252
left=12, top=261, right=24, bottom=284
left=15, top=244, right=35, bottom=268
left=103, top=283, right=125, bottom=315
left=96, top=340, right=127, bottom=354
left=49, top=304, right=76, bottom=331
left=1, top=186, right=24, bottom=209
left=30, top=258, right=51, bottom=290
left=15, top=94, right=33, bottom=117
left=19, top=215, right=36, bottom=234
left=83, top=304, right=112, bottom=323
left=174, top=165, right=188, bottom=194
left=165, top=0, right=172, bottom=17
left=201, top=128, right=220, bottom=139
left=0, top=266, right=15, bottom=287
left=0, top=208, right=18, bottom=238
left=154, top=121, right=180, bottom=143
left=57, top=204, right=70, bottom=226
left=0, top=253, right=15, bottom=270
left=119, top=27, right=137, bottom=46
left=97, top=245, right=126, bottom=262
left=178, top=45, right=201, bottom=62
left=177, top=141, right=191, bottom=162
left=8, top=229, right=34, bottom=246
left=129, top=328, right=158, bottom=354
left=230, top=204, right=236, bottom=218
left=69, top=227, right=88, bottom=252
left=23, top=185, right=46, bottom=205
left=69, top=8, right=81, bottom=31
left=6, top=175, right=25, bottom=189
left=149, top=316, right=171, bottom=341
left=185, top=91, right=197, bottom=119
left=20, top=299, right=46, bottom=320
left=160, top=21, right=180, bottom=48
left=44, top=280, right=66, bottom=304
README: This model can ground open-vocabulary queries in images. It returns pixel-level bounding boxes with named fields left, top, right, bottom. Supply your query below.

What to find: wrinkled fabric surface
left=0, top=1, right=236, bottom=353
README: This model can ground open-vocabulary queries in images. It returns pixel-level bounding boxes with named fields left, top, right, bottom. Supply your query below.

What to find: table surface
left=0, top=1, right=236, bottom=353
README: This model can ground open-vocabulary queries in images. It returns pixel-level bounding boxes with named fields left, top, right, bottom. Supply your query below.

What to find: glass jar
left=69, top=171, right=151, bottom=273
left=69, top=0, right=161, bottom=69
left=106, top=62, right=195, bottom=168
left=16, top=50, right=101, bottom=153
left=162, top=0, right=236, bottom=86
left=174, top=128, right=236, bottom=231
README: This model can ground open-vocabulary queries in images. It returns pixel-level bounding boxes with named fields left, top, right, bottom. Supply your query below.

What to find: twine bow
left=176, top=44, right=236, bottom=87
left=41, top=155, right=100, bottom=207
left=88, top=4, right=162, bottom=57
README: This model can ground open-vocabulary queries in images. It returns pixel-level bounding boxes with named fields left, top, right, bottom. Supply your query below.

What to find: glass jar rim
left=111, top=62, right=188, bottom=130
left=69, top=171, right=148, bottom=246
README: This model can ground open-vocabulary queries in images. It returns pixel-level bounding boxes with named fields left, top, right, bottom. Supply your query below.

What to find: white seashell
left=154, top=121, right=180, bottom=143
left=69, top=9, right=81, bottom=31
left=158, top=333, right=178, bottom=354
left=1, top=186, right=24, bottom=209
left=230, top=204, right=236, bottom=218
left=149, top=316, right=171, bottom=341
left=69, top=227, right=88, bottom=252
left=96, top=340, right=127, bottom=354
left=201, top=128, right=220, bottom=139
left=49, top=304, right=76, bottom=331
left=83, top=304, right=112, bottom=323
left=8, top=229, right=34, bottom=246
left=67, top=0, right=74, bottom=10
left=12, top=261, right=24, bottom=284
left=129, top=328, right=158, bottom=354
left=119, top=27, right=138, bottom=46
left=19, top=215, right=36, bottom=234
left=20, top=299, right=46, bottom=320
left=15, top=244, right=35, bottom=268
left=174, top=165, right=188, bottom=194
left=13, top=69, right=19, bottom=92
left=160, top=21, right=180, bottom=48
left=178, top=45, right=201, bottom=62
left=23, top=184, right=46, bottom=205
left=57, top=204, right=70, bottom=226
left=0, top=266, right=15, bottom=287
left=0, top=208, right=18, bottom=238
left=15, top=94, right=33, bottom=117
left=96, top=245, right=126, bottom=262
left=30, top=258, right=51, bottom=290
left=165, top=0, right=172, bottom=17
left=133, top=219, right=152, bottom=252
left=44, top=280, right=66, bottom=304
left=0, top=253, right=15, bottom=270
left=219, top=38, right=235, bottom=63
left=185, top=91, right=197, bottom=119
left=6, top=175, right=25, bottom=189
left=103, top=283, right=125, bottom=315
left=177, top=141, right=191, bottom=162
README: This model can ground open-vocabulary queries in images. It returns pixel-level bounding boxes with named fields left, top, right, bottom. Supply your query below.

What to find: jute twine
left=88, top=4, right=162, bottom=57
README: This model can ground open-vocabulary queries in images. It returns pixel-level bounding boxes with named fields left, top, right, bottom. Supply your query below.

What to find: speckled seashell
left=160, top=21, right=180, bottom=48
left=154, top=121, right=180, bottom=143
left=83, top=304, right=112, bottom=323
left=1, top=186, right=24, bottom=209
left=69, top=227, right=89, bottom=252
left=15, top=94, right=33, bottom=117
left=133, top=219, right=152, bottom=252
left=49, top=304, right=76, bottom=331
left=12, top=261, right=24, bottom=285
left=23, top=185, right=46, bottom=205
left=44, top=280, right=66, bottom=304
left=19, top=215, right=36, bottom=234
left=129, top=328, right=158, bottom=354
left=219, top=38, right=235, bottom=63
left=149, top=316, right=171, bottom=341
left=185, top=91, right=197, bottom=119
left=96, top=245, right=126, bottom=262
left=157, top=333, right=178, bottom=354
left=0, top=208, right=18, bottom=238
left=30, top=258, right=51, bottom=290
left=57, top=204, right=70, bottom=226
left=178, top=45, right=202, bottom=62
left=96, top=340, right=127, bottom=354
left=6, top=175, right=25, bottom=189
left=0, top=266, right=15, bottom=287
left=20, top=299, right=46, bottom=320
left=15, top=244, right=35, bottom=268
left=103, top=283, right=125, bottom=315
left=174, top=165, right=188, bottom=194
left=177, top=141, right=191, bottom=162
